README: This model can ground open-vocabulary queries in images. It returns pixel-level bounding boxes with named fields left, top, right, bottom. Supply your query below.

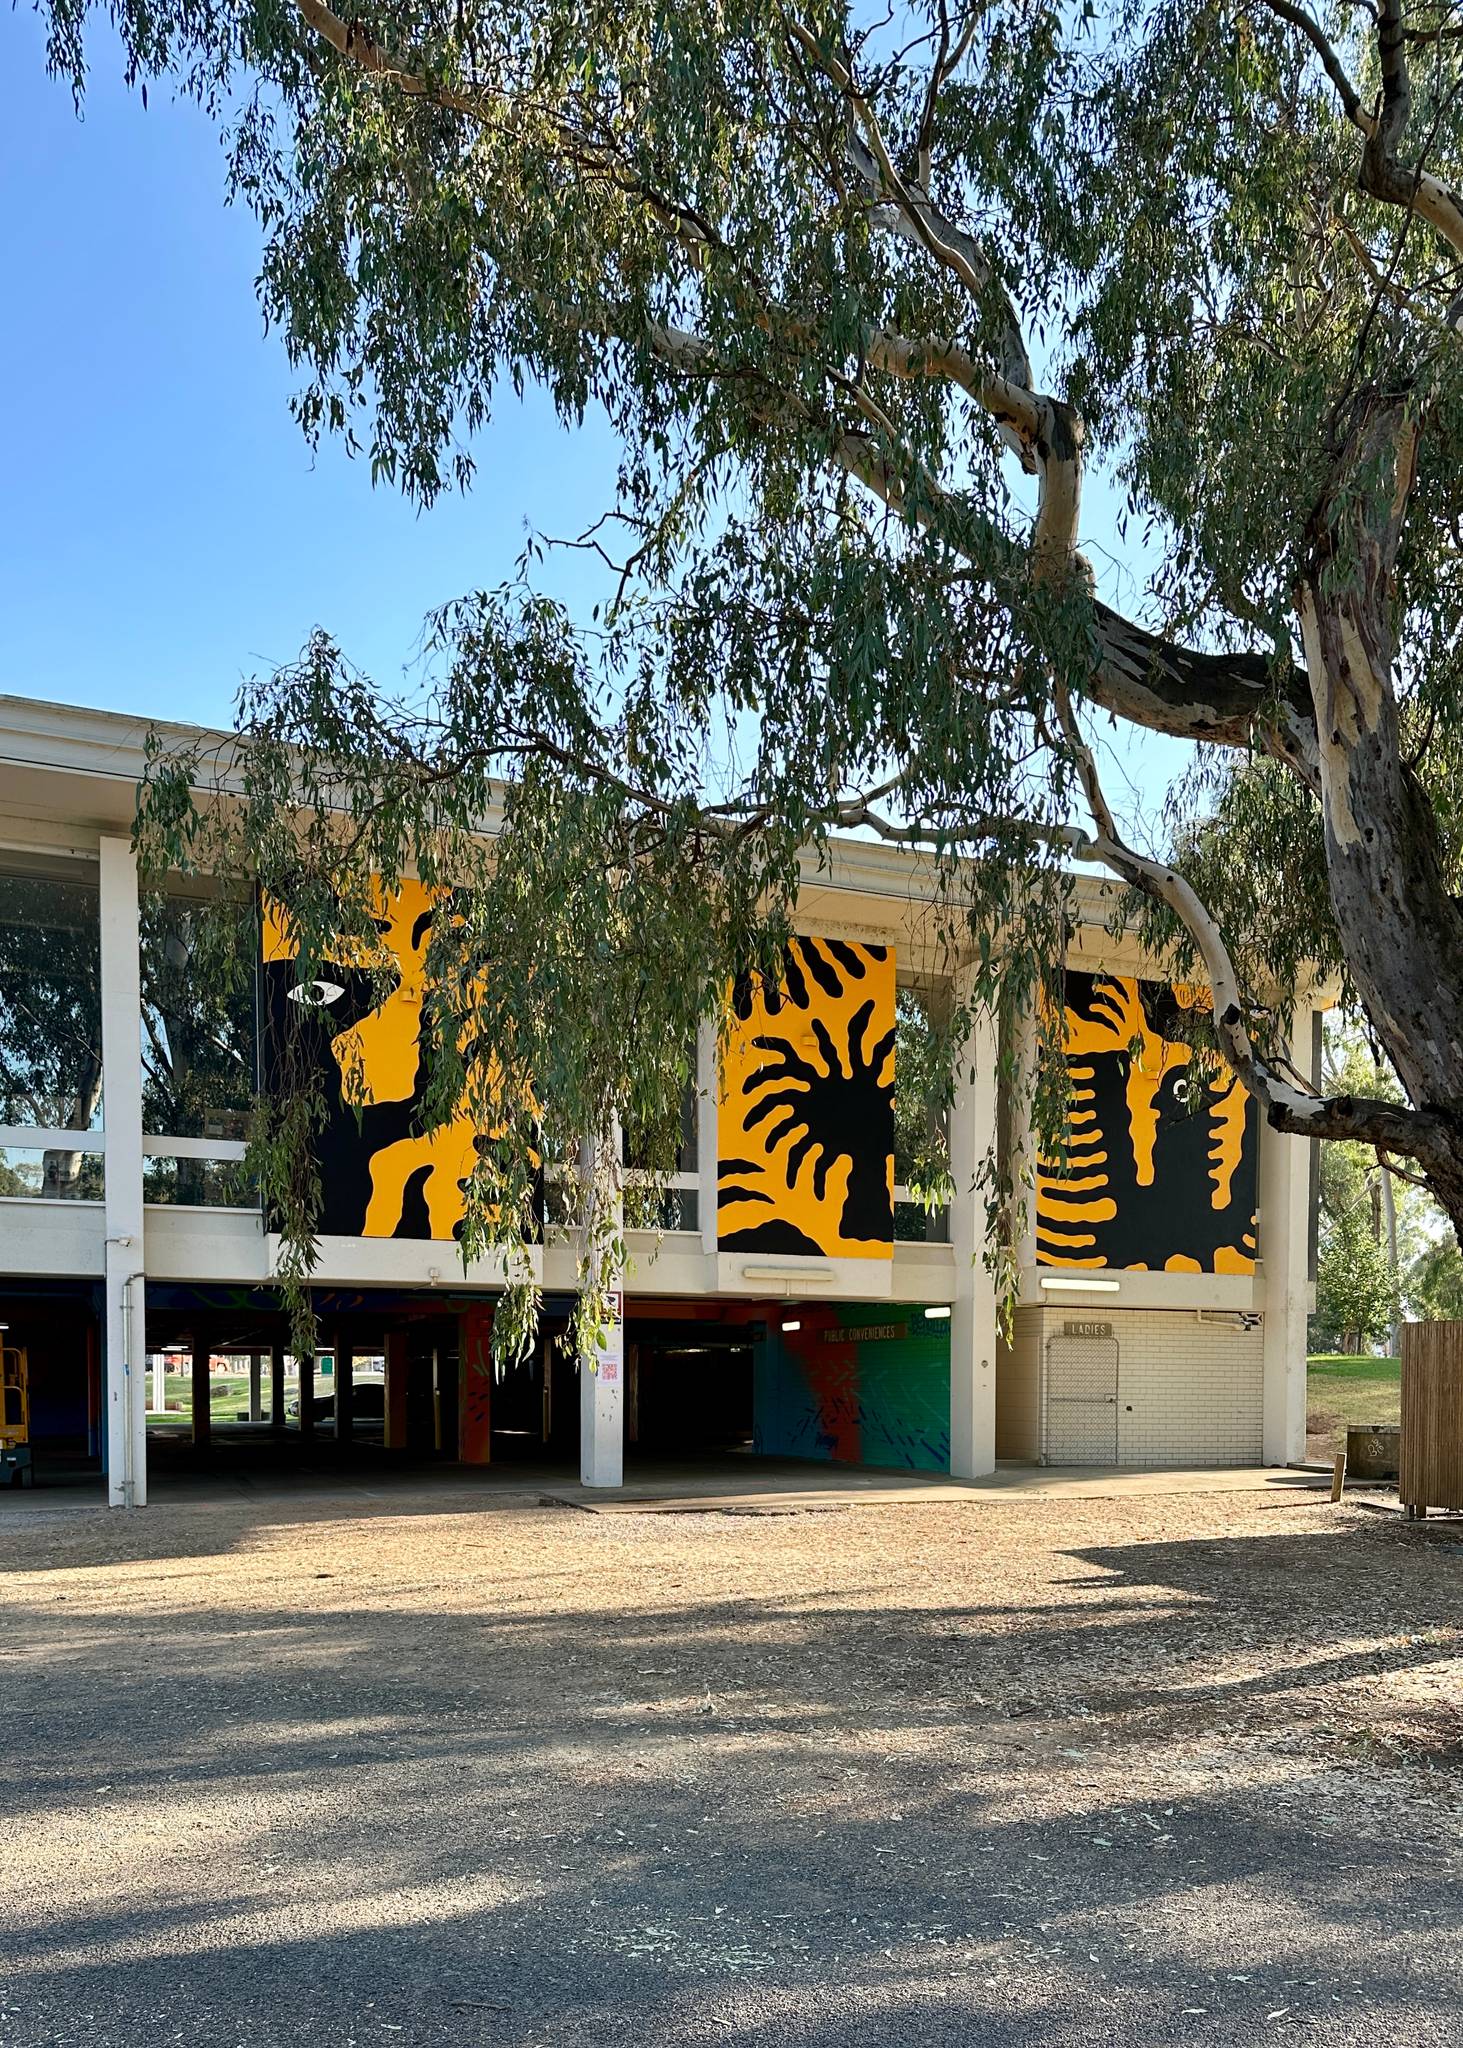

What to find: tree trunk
left=1295, top=398, right=1463, bottom=1241
left=1379, top=1159, right=1401, bottom=1357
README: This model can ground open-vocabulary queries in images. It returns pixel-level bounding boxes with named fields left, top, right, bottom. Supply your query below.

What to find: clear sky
left=1, top=11, right=1186, bottom=836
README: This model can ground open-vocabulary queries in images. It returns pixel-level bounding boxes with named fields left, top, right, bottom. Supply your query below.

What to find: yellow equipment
left=1, top=1341, right=32, bottom=1487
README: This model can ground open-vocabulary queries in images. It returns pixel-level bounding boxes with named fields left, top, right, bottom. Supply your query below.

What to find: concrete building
left=0, top=695, right=1319, bottom=1505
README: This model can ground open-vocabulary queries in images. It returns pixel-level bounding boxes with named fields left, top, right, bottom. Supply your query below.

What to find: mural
left=754, top=1304, right=950, bottom=1471
left=717, top=938, right=896, bottom=1259
left=262, top=881, right=520, bottom=1242
left=1036, top=971, right=1258, bottom=1273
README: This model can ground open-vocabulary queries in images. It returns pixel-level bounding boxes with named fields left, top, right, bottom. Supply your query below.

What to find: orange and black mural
left=262, top=881, right=521, bottom=1242
left=1036, top=971, right=1258, bottom=1273
left=717, top=938, right=896, bottom=1260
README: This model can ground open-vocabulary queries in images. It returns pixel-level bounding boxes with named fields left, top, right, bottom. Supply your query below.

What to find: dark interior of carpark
left=0, top=1279, right=759, bottom=1493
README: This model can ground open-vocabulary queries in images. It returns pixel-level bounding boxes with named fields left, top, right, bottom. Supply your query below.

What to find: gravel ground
left=0, top=1485, right=1460, bottom=2047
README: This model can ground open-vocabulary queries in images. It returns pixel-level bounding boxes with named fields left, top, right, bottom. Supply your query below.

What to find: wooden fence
left=1400, top=1321, right=1463, bottom=1516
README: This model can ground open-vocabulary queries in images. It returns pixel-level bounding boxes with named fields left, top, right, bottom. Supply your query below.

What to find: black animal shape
left=719, top=939, right=896, bottom=1253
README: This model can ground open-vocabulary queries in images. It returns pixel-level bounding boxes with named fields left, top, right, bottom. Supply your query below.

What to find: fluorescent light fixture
left=781, top=1318, right=801, bottom=1333
left=1038, top=1275, right=1121, bottom=1295
left=741, top=1263, right=833, bottom=1281
left=923, top=1305, right=952, bottom=1321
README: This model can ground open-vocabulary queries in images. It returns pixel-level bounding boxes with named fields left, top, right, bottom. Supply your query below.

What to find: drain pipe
left=109, top=1251, right=145, bottom=1509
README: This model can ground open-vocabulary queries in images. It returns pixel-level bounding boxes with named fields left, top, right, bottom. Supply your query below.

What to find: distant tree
left=1313, top=1138, right=1399, bottom=1353
left=1406, top=1236, right=1463, bottom=1323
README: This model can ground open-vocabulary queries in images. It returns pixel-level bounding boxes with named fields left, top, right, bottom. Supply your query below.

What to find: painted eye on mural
left=287, top=979, right=346, bottom=1008
left=1172, top=1077, right=1191, bottom=1103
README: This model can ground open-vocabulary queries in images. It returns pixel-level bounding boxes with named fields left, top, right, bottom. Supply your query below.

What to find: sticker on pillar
left=717, top=939, right=895, bottom=1259
left=1036, top=971, right=1258, bottom=1272
left=594, top=1293, right=624, bottom=1380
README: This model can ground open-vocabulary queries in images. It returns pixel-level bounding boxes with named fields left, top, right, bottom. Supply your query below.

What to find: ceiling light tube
left=923, top=1305, right=952, bottom=1321
left=1038, top=1276, right=1121, bottom=1295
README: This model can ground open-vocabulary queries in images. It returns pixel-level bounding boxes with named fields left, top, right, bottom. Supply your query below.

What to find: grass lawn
left=146, top=1370, right=299, bottom=1423
left=1307, top=1352, right=1401, bottom=1452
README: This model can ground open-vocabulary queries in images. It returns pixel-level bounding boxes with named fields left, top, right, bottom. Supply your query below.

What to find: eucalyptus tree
left=36, top=0, right=1463, bottom=1323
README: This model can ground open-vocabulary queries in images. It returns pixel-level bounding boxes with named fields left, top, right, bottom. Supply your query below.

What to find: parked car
left=286, top=1376, right=386, bottom=1430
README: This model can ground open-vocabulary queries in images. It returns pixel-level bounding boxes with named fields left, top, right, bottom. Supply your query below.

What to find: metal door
left=1042, top=1333, right=1120, bottom=1464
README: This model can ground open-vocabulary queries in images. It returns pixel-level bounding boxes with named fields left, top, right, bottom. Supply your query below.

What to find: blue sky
left=1, top=11, right=1185, bottom=833
left=1, top=12, right=626, bottom=727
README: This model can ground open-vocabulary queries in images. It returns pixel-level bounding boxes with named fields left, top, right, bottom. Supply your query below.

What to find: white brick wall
left=1011, top=1306, right=1264, bottom=1468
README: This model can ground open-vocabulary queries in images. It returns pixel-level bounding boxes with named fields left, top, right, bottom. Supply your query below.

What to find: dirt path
left=0, top=1488, right=1459, bottom=2046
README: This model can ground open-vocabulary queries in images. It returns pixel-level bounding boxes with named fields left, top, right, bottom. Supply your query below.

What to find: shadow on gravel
left=1, top=1512, right=1459, bottom=2046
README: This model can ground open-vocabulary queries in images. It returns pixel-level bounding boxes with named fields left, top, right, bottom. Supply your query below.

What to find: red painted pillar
left=457, top=1305, right=493, bottom=1465
left=85, top=1316, right=103, bottom=1459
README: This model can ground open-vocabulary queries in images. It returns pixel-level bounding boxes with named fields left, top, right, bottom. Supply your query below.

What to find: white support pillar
left=696, top=1018, right=719, bottom=1257
left=100, top=836, right=147, bottom=1507
left=1259, top=1006, right=1314, bottom=1466
left=579, top=1127, right=625, bottom=1488
left=151, top=1355, right=166, bottom=1416
left=580, top=1290, right=625, bottom=1488
left=948, top=994, right=1001, bottom=1479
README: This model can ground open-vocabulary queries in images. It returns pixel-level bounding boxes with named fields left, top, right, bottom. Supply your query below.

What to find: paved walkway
left=0, top=1451, right=1329, bottom=1519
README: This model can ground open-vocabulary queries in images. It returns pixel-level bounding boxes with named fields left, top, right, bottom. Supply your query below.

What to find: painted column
left=151, top=1355, right=166, bottom=1416
left=384, top=1328, right=409, bottom=1451
left=191, top=1336, right=211, bottom=1448
left=248, top=1352, right=263, bottom=1424
left=270, top=1345, right=287, bottom=1431
left=100, top=836, right=146, bottom=1507
left=948, top=992, right=1000, bottom=1479
left=1259, top=1005, right=1314, bottom=1465
left=457, top=1305, right=493, bottom=1463
left=86, top=1315, right=103, bottom=1459
left=579, top=1126, right=625, bottom=1488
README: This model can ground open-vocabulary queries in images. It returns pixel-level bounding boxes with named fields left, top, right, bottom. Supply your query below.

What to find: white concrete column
left=1259, top=1005, right=1314, bottom=1465
left=948, top=993, right=1001, bottom=1478
left=100, top=836, right=147, bottom=1507
left=580, top=1290, right=625, bottom=1487
left=151, top=1355, right=165, bottom=1415
left=579, top=1127, right=625, bottom=1487
left=696, top=1018, right=719, bottom=1256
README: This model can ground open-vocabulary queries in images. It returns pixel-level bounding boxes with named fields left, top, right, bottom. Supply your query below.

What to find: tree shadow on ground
left=1, top=1504, right=1459, bottom=2045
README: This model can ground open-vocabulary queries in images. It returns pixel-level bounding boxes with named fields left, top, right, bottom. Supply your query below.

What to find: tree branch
left=1051, top=676, right=1451, bottom=1164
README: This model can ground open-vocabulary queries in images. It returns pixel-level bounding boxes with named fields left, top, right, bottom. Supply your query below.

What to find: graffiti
left=1036, top=971, right=1258, bottom=1272
left=717, top=938, right=896, bottom=1259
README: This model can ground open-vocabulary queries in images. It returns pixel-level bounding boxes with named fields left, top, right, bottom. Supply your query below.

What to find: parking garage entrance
left=1, top=1283, right=954, bottom=1500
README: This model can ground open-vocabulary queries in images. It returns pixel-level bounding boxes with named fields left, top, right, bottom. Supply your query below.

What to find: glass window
left=0, top=862, right=104, bottom=1173
left=140, top=893, right=258, bottom=1140
left=893, top=987, right=952, bottom=1242
left=142, top=1154, right=257, bottom=1209
left=0, top=1144, right=104, bottom=1201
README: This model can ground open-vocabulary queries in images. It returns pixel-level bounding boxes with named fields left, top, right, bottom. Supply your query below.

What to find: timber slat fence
left=1399, top=1321, right=1463, bottom=1516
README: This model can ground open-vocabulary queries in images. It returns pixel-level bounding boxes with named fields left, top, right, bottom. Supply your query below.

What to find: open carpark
left=1, top=1475, right=1459, bottom=2048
